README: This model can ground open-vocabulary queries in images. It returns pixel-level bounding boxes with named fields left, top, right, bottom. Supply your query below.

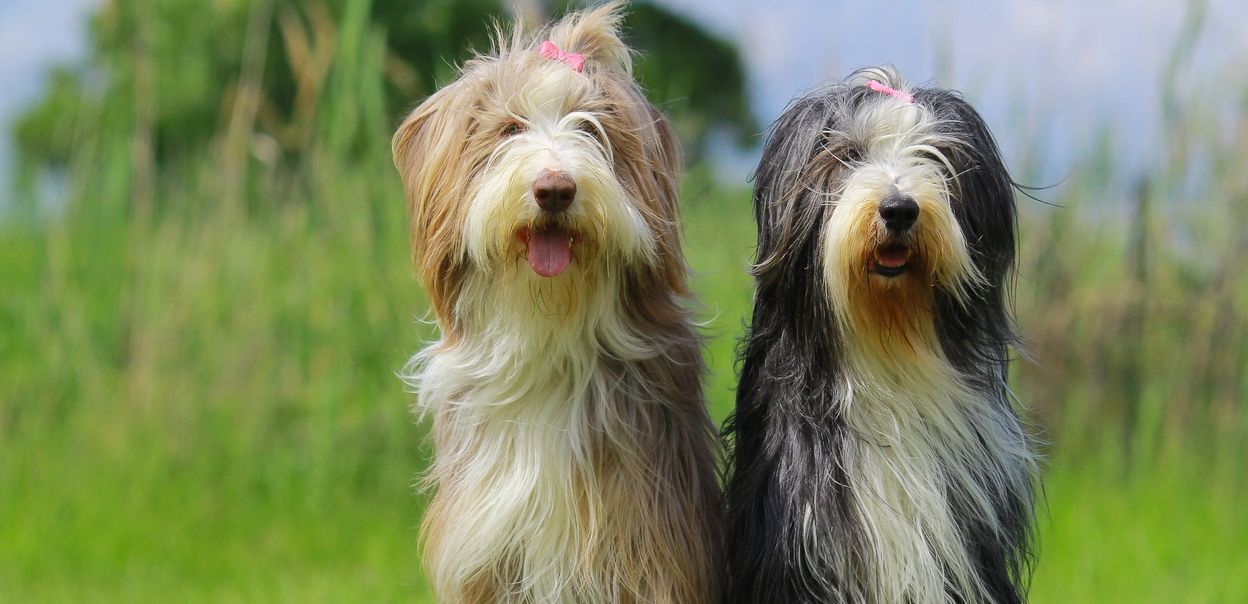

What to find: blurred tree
left=539, top=0, right=756, bottom=159
left=13, top=0, right=253, bottom=169
left=12, top=0, right=754, bottom=182
left=619, top=3, right=756, bottom=159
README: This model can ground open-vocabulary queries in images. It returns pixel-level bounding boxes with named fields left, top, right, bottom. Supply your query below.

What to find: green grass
left=1032, top=450, right=1248, bottom=603
left=0, top=169, right=433, bottom=602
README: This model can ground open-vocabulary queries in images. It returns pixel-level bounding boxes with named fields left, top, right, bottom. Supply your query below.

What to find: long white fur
left=401, top=59, right=665, bottom=603
left=816, top=69, right=1035, bottom=604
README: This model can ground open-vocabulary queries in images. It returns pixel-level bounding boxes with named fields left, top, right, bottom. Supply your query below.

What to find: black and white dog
left=724, top=67, right=1038, bottom=604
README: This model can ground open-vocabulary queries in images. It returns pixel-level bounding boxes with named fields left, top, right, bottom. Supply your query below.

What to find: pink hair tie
left=867, top=80, right=914, bottom=104
left=538, top=40, right=585, bottom=72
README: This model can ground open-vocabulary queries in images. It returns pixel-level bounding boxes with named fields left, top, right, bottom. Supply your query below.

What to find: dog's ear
left=751, top=93, right=846, bottom=281
left=918, top=90, right=1017, bottom=285
left=392, top=82, right=474, bottom=326
left=643, top=103, right=688, bottom=289
left=547, top=1, right=633, bottom=75
left=646, top=104, right=681, bottom=212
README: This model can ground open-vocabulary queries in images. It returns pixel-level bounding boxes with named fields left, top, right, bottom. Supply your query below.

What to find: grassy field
left=2, top=167, right=1246, bottom=602
left=3, top=0, right=1246, bottom=600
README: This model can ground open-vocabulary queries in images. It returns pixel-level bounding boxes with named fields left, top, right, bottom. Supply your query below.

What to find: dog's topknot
left=846, top=65, right=910, bottom=96
left=545, top=1, right=633, bottom=75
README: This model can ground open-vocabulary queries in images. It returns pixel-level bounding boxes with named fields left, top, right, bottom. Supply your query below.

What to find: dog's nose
left=533, top=170, right=577, bottom=212
left=879, top=193, right=919, bottom=231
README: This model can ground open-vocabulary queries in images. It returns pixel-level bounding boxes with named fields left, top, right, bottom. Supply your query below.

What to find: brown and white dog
left=391, top=3, right=722, bottom=602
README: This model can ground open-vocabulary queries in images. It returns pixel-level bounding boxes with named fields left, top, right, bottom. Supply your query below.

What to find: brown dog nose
left=533, top=170, right=577, bottom=212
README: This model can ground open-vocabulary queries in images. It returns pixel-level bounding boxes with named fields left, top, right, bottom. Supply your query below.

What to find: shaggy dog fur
left=391, top=3, right=722, bottom=603
left=723, top=67, right=1038, bottom=604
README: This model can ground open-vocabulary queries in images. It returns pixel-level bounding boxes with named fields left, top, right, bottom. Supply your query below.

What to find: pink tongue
left=876, top=247, right=911, bottom=268
left=526, top=229, right=573, bottom=277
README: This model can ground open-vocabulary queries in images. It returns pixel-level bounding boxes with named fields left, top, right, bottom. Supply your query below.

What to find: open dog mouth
left=872, top=242, right=913, bottom=277
left=517, top=226, right=577, bottom=277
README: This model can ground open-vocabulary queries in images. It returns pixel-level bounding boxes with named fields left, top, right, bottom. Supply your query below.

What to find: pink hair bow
left=538, top=40, right=585, bottom=72
left=867, top=80, right=914, bottom=104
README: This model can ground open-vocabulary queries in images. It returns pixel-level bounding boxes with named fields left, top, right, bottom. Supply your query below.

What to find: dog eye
left=501, top=121, right=525, bottom=137
left=577, top=121, right=603, bottom=141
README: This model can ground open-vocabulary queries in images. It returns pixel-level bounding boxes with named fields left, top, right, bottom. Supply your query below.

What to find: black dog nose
left=533, top=170, right=577, bottom=212
left=879, top=193, right=919, bottom=231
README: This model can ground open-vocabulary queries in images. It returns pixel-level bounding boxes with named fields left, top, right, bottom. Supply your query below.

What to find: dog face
left=754, top=67, right=1016, bottom=363
left=392, top=9, right=682, bottom=330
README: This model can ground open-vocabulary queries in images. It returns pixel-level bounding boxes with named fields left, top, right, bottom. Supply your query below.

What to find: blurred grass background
left=2, top=0, right=1246, bottom=602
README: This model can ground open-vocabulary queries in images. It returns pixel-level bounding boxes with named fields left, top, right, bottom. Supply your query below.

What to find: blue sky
left=3, top=0, right=1247, bottom=189
left=0, top=0, right=93, bottom=191
left=655, top=0, right=1248, bottom=182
